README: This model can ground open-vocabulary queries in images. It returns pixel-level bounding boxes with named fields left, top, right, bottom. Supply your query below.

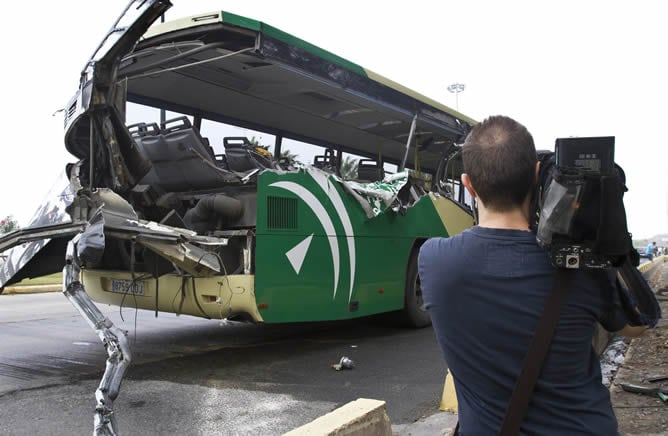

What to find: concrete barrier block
left=638, top=256, right=664, bottom=274
left=283, top=398, right=392, bottom=436
left=1, top=284, right=61, bottom=295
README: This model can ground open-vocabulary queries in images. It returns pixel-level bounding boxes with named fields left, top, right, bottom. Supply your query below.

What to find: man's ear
left=461, top=173, right=477, bottom=198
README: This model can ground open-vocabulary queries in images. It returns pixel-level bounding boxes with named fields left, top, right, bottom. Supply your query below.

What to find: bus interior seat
left=162, top=116, right=216, bottom=160
left=128, top=121, right=160, bottom=138
left=312, top=148, right=337, bottom=172
left=128, top=122, right=161, bottom=187
left=130, top=117, right=225, bottom=192
left=356, top=158, right=384, bottom=182
left=223, top=137, right=273, bottom=172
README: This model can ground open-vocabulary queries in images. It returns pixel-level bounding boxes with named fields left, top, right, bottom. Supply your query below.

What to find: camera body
left=549, top=244, right=610, bottom=269
left=530, top=137, right=660, bottom=327
left=532, top=136, right=633, bottom=269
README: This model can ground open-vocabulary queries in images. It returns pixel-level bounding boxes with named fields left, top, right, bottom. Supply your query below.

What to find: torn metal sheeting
left=90, top=188, right=228, bottom=246
left=103, top=214, right=227, bottom=276
left=76, top=212, right=106, bottom=268
left=85, top=188, right=227, bottom=275
left=63, top=217, right=137, bottom=435
left=104, top=218, right=227, bottom=246
left=138, top=238, right=221, bottom=276
left=0, top=222, right=87, bottom=254
left=64, top=273, right=132, bottom=435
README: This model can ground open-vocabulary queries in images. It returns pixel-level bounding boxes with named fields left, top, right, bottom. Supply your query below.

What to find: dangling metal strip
left=89, top=120, right=94, bottom=190
left=399, top=114, right=418, bottom=172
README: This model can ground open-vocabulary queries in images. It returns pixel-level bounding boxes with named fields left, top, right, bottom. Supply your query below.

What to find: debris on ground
left=601, top=336, right=629, bottom=387
left=610, top=261, right=668, bottom=435
left=331, top=356, right=354, bottom=371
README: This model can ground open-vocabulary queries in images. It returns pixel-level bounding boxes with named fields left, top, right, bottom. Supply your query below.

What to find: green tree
left=340, top=156, right=358, bottom=181
left=280, top=149, right=300, bottom=166
left=248, top=136, right=266, bottom=147
left=248, top=137, right=301, bottom=167
left=247, top=136, right=271, bottom=153
left=0, top=215, right=19, bottom=235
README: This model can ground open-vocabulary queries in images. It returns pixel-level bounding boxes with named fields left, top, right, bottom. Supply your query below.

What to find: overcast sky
left=1, top=1, right=666, bottom=240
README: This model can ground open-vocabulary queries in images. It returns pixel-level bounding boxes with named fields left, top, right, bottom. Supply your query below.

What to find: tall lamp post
left=447, top=83, right=466, bottom=111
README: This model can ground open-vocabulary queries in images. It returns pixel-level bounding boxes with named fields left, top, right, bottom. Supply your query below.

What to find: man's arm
left=598, top=270, right=651, bottom=336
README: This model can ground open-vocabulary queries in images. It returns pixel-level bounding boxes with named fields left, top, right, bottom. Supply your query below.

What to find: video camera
left=531, top=136, right=634, bottom=269
left=531, top=136, right=661, bottom=327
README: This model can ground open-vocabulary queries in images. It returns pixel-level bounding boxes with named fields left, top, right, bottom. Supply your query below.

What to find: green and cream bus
left=0, top=0, right=475, bottom=328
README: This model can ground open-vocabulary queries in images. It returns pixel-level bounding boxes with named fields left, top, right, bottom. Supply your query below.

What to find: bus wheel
left=400, top=251, right=431, bottom=328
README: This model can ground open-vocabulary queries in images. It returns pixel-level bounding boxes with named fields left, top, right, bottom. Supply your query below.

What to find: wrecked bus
left=0, top=1, right=477, bottom=431
left=0, top=1, right=475, bottom=329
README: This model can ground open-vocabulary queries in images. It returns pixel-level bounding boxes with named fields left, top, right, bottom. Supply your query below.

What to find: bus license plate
left=110, top=279, right=145, bottom=296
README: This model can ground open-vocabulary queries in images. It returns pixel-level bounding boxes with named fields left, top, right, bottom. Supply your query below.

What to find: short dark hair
left=462, top=115, right=537, bottom=211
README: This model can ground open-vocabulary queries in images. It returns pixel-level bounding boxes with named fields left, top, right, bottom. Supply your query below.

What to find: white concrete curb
left=283, top=398, right=392, bottom=436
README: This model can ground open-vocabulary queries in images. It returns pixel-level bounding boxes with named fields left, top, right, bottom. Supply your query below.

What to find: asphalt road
left=0, top=292, right=447, bottom=435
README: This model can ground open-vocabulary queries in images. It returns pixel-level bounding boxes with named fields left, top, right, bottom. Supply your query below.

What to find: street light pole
left=447, top=83, right=466, bottom=111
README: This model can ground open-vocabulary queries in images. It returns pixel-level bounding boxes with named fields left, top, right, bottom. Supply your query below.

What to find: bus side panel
left=254, top=170, right=470, bottom=323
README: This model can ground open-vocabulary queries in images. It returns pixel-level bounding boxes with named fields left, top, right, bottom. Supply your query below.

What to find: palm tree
left=247, top=136, right=265, bottom=147
left=247, top=136, right=271, bottom=154
left=248, top=137, right=301, bottom=165
left=339, top=156, right=358, bottom=181
left=280, top=149, right=300, bottom=165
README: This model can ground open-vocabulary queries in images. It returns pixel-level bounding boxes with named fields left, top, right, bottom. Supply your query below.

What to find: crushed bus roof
left=121, top=10, right=476, bottom=172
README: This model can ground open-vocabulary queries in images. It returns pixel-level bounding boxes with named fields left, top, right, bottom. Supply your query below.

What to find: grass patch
left=16, top=272, right=62, bottom=286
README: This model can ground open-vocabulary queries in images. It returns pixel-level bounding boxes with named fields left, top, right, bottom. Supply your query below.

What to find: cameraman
left=418, top=115, right=646, bottom=435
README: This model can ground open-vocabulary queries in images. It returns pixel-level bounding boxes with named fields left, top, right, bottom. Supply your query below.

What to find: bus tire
left=399, top=250, right=431, bottom=328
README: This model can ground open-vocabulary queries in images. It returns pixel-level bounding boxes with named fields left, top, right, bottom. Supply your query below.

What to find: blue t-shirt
left=418, top=226, right=627, bottom=435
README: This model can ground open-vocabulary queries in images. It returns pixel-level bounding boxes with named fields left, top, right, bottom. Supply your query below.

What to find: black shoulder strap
left=498, top=269, right=572, bottom=436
